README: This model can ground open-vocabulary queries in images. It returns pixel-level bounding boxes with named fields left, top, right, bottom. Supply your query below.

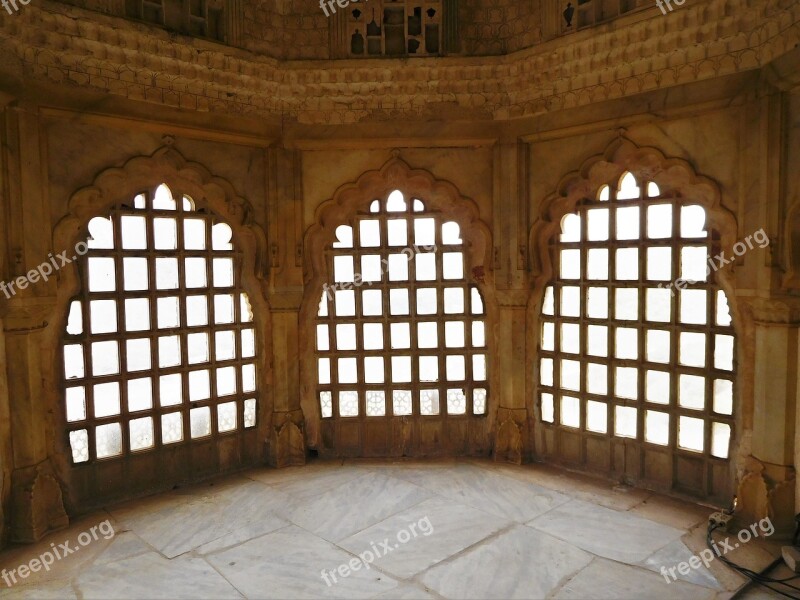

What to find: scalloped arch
left=298, top=155, right=495, bottom=450
left=529, top=138, right=737, bottom=283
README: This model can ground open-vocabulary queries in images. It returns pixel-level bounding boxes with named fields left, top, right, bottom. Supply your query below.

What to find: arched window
left=315, top=190, right=488, bottom=422
left=537, top=172, right=735, bottom=497
left=62, top=184, right=258, bottom=464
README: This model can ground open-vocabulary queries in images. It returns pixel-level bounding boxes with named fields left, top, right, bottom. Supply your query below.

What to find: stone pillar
left=736, top=299, right=798, bottom=538
left=265, top=148, right=306, bottom=467
left=1, top=104, right=68, bottom=541
left=492, top=140, right=534, bottom=463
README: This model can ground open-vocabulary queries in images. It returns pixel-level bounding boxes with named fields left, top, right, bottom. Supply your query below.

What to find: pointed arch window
left=62, top=184, right=258, bottom=464
left=537, top=171, right=735, bottom=498
left=315, top=190, right=488, bottom=420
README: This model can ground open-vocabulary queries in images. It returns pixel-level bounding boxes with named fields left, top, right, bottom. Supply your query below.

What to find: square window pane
left=153, top=218, right=177, bottom=250
left=214, top=294, right=235, bottom=324
left=646, top=330, right=670, bottom=364
left=90, top=300, right=117, bottom=334
left=711, top=422, right=731, bottom=458
left=715, top=334, right=734, bottom=371
left=392, top=356, right=413, bottom=383
left=242, top=364, right=257, bottom=393
left=334, top=289, right=356, bottom=317
left=161, top=412, right=184, bottom=444
left=334, top=255, right=355, bottom=284
left=542, top=287, right=555, bottom=316
left=121, top=215, right=147, bottom=249
left=393, top=390, right=413, bottom=416
left=185, top=257, right=207, bottom=288
left=387, top=219, right=408, bottom=246
left=587, top=287, right=608, bottom=319
left=540, top=357, right=554, bottom=387
left=561, top=359, right=580, bottom=391
left=361, top=255, right=382, bottom=283
left=647, top=204, right=672, bottom=238
left=645, top=288, right=671, bottom=322
left=417, top=356, right=438, bottom=383
left=646, top=370, right=670, bottom=404
left=678, top=416, right=704, bottom=452
left=681, top=246, right=708, bottom=282
left=615, top=288, right=638, bottom=320
left=391, top=322, right=411, bottom=349
left=390, top=289, right=410, bottom=315
left=66, top=387, right=86, bottom=422
left=366, top=391, right=386, bottom=416
left=95, top=422, right=123, bottom=458
left=336, top=323, right=357, bottom=351
left=215, top=330, right=236, bottom=361
left=158, top=335, right=181, bottom=368
left=157, top=296, right=180, bottom=329
left=560, top=249, right=581, bottom=280
left=615, top=366, right=638, bottom=399
left=183, top=218, right=206, bottom=250
left=616, top=207, right=639, bottom=240
left=217, top=366, right=237, bottom=396
left=364, top=357, right=385, bottom=383
left=646, top=247, right=672, bottom=281
left=420, top=390, right=440, bottom=416
left=88, top=257, right=116, bottom=292
left=680, top=289, right=707, bottom=324
left=417, top=288, right=437, bottom=315
left=64, top=344, right=84, bottom=379
left=615, top=405, right=637, bottom=438
left=190, top=406, right=212, bottom=439
left=681, top=205, right=707, bottom=238
left=187, top=332, right=209, bottom=364
left=128, top=377, right=153, bottom=412
left=445, top=321, right=465, bottom=348
left=186, top=296, right=208, bottom=326
left=615, top=327, right=638, bottom=359
left=123, top=257, right=149, bottom=291
left=541, top=393, right=554, bottom=422
left=443, top=252, right=464, bottom=280
left=363, top=323, right=384, bottom=350
left=587, top=325, right=608, bottom=357
left=561, top=286, right=581, bottom=317
left=587, top=362, right=607, bottom=395
left=241, top=328, right=255, bottom=358
left=217, top=401, right=238, bottom=433
left=415, top=253, right=437, bottom=281
left=337, top=357, right=358, bottom=384
left=587, top=249, right=609, bottom=280
left=542, top=322, right=555, bottom=351
left=586, top=400, right=607, bottom=433
left=93, top=382, right=120, bottom=418
left=362, top=289, right=383, bottom=316
left=446, top=355, right=466, bottom=381
left=126, top=338, right=151, bottom=372
left=679, top=332, right=706, bottom=367
left=189, top=370, right=211, bottom=401
left=473, top=354, right=487, bottom=381
left=155, top=257, right=179, bottom=289
left=418, top=322, right=438, bottom=349
left=213, top=258, right=234, bottom=287
left=125, top=298, right=150, bottom=332
left=415, top=218, right=436, bottom=246
left=318, top=358, right=330, bottom=385
left=587, top=208, right=609, bottom=241
left=645, top=410, right=670, bottom=445
left=339, top=391, right=359, bottom=417
left=561, top=323, right=580, bottom=354
left=443, top=288, right=465, bottom=314
left=92, top=341, right=119, bottom=376
left=159, top=374, right=182, bottom=407
left=615, top=248, right=638, bottom=280
left=679, top=374, right=705, bottom=410
left=359, top=220, right=381, bottom=247
left=561, top=395, right=580, bottom=428
left=713, top=379, right=733, bottom=415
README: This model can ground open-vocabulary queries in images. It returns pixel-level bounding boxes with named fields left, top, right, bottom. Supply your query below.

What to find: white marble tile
left=285, top=472, right=431, bottom=542
left=553, top=558, right=717, bottom=600
left=527, top=499, right=684, bottom=564
left=206, top=524, right=398, bottom=599
left=641, top=539, right=723, bottom=589
left=392, top=463, right=570, bottom=523
left=419, top=525, right=592, bottom=599
left=372, top=583, right=437, bottom=599
left=195, top=515, right=289, bottom=555
left=249, top=463, right=365, bottom=500
left=109, top=481, right=291, bottom=558
left=75, top=552, right=241, bottom=599
left=338, top=496, right=510, bottom=579
left=91, top=531, right=151, bottom=566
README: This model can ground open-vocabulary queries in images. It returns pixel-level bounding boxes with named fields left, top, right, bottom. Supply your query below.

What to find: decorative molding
left=0, top=0, right=796, bottom=124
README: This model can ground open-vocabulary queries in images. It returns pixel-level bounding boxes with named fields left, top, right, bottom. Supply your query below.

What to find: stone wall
left=0, top=0, right=797, bottom=546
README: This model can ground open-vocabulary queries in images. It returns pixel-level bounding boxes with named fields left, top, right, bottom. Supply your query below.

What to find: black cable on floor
left=708, top=523, right=800, bottom=599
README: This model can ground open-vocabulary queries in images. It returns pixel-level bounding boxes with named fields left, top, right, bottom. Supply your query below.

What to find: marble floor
left=0, top=459, right=785, bottom=599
